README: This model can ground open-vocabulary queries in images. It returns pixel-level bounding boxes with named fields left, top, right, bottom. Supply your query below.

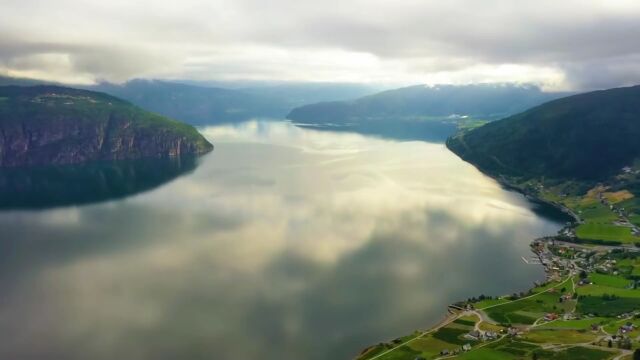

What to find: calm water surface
left=0, top=121, right=566, bottom=360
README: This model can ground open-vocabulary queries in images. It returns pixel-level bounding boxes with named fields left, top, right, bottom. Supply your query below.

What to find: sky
left=1, top=0, right=639, bottom=90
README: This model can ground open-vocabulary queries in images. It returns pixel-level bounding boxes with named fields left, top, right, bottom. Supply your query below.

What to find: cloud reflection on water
left=0, top=121, right=564, bottom=360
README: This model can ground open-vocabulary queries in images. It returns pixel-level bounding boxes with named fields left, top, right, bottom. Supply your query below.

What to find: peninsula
left=0, top=85, right=213, bottom=167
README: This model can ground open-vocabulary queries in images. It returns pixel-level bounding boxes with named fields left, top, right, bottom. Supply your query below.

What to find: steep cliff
left=0, top=85, right=213, bottom=167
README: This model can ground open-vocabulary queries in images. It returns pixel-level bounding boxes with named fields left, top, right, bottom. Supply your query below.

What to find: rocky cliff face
left=0, top=86, right=213, bottom=167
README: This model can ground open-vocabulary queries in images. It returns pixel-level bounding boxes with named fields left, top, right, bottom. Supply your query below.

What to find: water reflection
left=295, top=119, right=458, bottom=143
left=0, top=121, right=566, bottom=360
left=0, top=156, right=199, bottom=210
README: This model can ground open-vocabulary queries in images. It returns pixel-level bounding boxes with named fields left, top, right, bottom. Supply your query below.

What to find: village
left=359, top=225, right=640, bottom=360
left=357, top=164, right=640, bottom=360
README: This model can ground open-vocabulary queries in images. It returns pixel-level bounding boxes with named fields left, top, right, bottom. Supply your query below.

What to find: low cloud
left=1, top=0, right=639, bottom=89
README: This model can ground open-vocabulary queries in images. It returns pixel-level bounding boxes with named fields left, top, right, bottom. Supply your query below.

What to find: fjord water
left=0, top=121, right=567, bottom=360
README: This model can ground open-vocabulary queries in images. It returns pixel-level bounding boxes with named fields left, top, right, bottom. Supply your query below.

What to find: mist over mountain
left=0, top=76, right=380, bottom=125
left=88, top=80, right=288, bottom=125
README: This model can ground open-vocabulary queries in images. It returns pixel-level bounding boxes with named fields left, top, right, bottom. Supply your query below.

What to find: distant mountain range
left=0, top=76, right=380, bottom=125
left=447, top=85, right=640, bottom=182
left=0, top=85, right=212, bottom=167
left=179, top=80, right=382, bottom=109
left=287, top=84, right=570, bottom=124
left=89, top=80, right=289, bottom=125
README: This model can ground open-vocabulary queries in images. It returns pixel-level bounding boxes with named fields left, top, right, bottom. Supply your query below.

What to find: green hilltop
left=0, top=85, right=213, bottom=167
left=446, top=85, right=640, bottom=182
left=447, top=84, right=640, bottom=246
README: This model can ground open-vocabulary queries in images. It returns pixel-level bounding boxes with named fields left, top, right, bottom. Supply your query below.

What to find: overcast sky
left=1, top=0, right=639, bottom=90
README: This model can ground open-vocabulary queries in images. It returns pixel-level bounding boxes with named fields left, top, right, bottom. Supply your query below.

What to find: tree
left=608, top=339, right=613, bottom=348
left=532, top=352, right=538, bottom=360
left=633, top=348, right=640, bottom=360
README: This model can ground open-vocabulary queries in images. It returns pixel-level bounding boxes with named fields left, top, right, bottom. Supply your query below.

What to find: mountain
left=287, top=84, right=568, bottom=124
left=88, top=80, right=289, bottom=125
left=235, top=82, right=381, bottom=108
left=178, top=79, right=380, bottom=102
left=446, top=85, right=640, bottom=181
left=90, top=81, right=380, bottom=124
left=0, top=75, right=55, bottom=87
left=0, top=85, right=212, bottom=167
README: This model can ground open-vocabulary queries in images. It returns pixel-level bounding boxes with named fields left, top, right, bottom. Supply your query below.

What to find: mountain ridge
left=287, top=83, right=571, bottom=124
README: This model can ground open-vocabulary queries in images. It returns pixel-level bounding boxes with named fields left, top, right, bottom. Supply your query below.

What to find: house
left=544, top=313, right=559, bottom=321
left=462, top=344, right=472, bottom=352
left=559, top=294, right=573, bottom=302
left=484, top=331, right=498, bottom=340
left=620, top=323, right=635, bottom=334
left=440, top=349, right=450, bottom=356
left=507, top=327, right=520, bottom=336
left=579, top=278, right=591, bottom=286
left=464, top=330, right=481, bottom=341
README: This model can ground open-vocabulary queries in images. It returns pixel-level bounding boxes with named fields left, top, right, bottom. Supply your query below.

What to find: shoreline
left=355, top=175, right=579, bottom=359
left=494, top=175, right=581, bottom=225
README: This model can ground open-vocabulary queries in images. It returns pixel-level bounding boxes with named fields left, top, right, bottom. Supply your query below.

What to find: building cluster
left=618, top=322, right=636, bottom=335
left=463, top=330, right=498, bottom=342
left=438, top=343, right=472, bottom=357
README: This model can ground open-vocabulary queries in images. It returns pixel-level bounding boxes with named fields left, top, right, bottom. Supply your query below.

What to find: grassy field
left=576, top=202, right=618, bottom=222
left=453, top=317, right=477, bottom=327
left=537, top=317, right=609, bottom=330
left=603, top=190, right=635, bottom=204
left=455, top=347, right=515, bottom=360
left=456, top=339, right=540, bottom=359
left=577, top=295, right=640, bottom=316
left=432, top=327, right=470, bottom=345
left=602, top=317, right=640, bottom=334
left=408, top=336, right=460, bottom=358
left=359, top=317, right=480, bottom=360
left=589, top=274, right=634, bottom=288
left=365, top=345, right=420, bottom=360
left=522, top=329, right=598, bottom=344
left=457, top=118, right=489, bottom=131
left=535, top=346, right=615, bottom=360
left=484, top=280, right=574, bottom=325
left=548, top=188, right=640, bottom=244
left=576, top=277, right=639, bottom=299
left=475, top=297, right=510, bottom=308
left=616, top=257, right=640, bottom=276
left=576, top=223, right=637, bottom=243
